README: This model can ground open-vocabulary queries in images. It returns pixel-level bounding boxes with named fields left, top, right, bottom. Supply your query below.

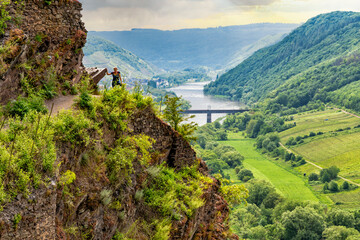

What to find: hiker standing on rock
left=106, top=67, right=123, bottom=88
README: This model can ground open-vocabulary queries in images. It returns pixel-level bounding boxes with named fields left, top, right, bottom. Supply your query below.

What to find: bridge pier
left=207, top=111, right=212, bottom=123
left=183, top=109, right=250, bottom=124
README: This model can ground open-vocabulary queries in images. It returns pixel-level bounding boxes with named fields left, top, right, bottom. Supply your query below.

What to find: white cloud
left=79, top=0, right=360, bottom=31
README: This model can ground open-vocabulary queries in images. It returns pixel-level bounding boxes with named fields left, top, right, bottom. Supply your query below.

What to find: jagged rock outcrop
left=0, top=107, right=235, bottom=240
left=86, top=67, right=107, bottom=86
left=0, top=0, right=87, bottom=104
left=0, top=1, right=236, bottom=239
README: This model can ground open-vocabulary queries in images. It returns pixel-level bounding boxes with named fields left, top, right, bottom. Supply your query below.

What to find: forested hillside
left=83, top=35, right=160, bottom=79
left=89, top=23, right=298, bottom=70
left=205, top=11, right=360, bottom=111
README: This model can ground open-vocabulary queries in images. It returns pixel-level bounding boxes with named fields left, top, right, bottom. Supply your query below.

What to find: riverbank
left=170, top=82, right=244, bottom=125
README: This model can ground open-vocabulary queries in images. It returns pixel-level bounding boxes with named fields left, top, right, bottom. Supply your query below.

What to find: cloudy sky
left=80, top=0, right=360, bottom=31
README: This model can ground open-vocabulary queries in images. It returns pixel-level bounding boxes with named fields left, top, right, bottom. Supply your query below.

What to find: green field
left=279, top=109, right=360, bottom=183
left=279, top=109, right=360, bottom=142
left=293, top=132, right=360, bottom=182
left=220, top=133, right=321, bottom=202
left=329, top=188, right=360, bottom=209
left=278, top=109, right=360, bottom=208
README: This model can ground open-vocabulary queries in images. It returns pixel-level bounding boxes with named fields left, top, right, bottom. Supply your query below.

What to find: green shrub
left=326, top=209, right=355, bottom=228
left=238, top=169, right=254, bottom=182
left=320, top=166, right=340, bottom=182
left=100, top=189, right=112, bottom=206
left=59, top=170, right=76, bottom=186
left=235, top=166, right=242, bottom=174
left=144, top=166, right=211, bottom=218
left=77, top=91, right=93, bottom=110
left=221, top=151, right=244, bottom=168
left=342, top=181, right=350, bottom=190
left=308, top=173, right=319, bottom=182
left=13, top=213, right=22, bottom=229
left=53, top=110, right=94, bottom=147
left=106, top=135, right=153, bottom=185
left=323, top=182, right=329, bottom=192
left=0, top=112, right=56, bottom=207
left=0, top=1, right=11, bottom=35
left=6, top=96, right=48, bottom=119
left=323, top=226, right=360, bottom=240
left=135, top=190, right=144, bottom=202
left=329, top=181, right=339, bottom=192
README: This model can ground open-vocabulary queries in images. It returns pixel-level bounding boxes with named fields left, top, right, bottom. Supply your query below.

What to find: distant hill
left=225, top=33, right=288, bottom=71
left=89, top=23, right=298, bottom=71
left=205, top=11, right=360, bottom=112
left=83, top=35, right=160, bottom=79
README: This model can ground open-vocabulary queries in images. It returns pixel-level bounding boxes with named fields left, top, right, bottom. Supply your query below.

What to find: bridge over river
left=183, top=109, right=250, bottom=123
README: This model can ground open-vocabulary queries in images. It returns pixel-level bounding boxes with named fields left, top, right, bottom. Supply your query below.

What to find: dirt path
left=332, top=107, right=360, bottom=119
left=279, top=142, right=360, bottom=187
left=45, top=95, right=77, bottom=116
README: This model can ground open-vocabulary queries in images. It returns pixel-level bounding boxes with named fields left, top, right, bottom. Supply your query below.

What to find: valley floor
left=219, top=133, right=322, bottom=203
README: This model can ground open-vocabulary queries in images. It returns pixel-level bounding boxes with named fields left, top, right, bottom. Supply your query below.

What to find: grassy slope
left=294, top=133, right=360, bottom=181
left=279, top=109, right=360, bottom=142
left=279, top=109, right=360, bottom=182
left=219, top=133, right=320, bottom=202
left=278, top=109, right=360, bottom=208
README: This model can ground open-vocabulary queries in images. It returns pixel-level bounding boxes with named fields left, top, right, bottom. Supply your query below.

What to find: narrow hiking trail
left=45, top=95, right=77, bottom=116
left=279, top=142, right=360, bottom=187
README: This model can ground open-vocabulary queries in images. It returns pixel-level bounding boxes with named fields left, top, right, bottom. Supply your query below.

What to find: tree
left=322, top=226, right=360, bottom=240
left=238, top=169, right=254, bottom=182
left=323, top=182, right=329, bottom=192
left=280, top=206, right=325, bottom=240
left=214, top=121, right=221, bottom=129
left=328, top=166, right=340, bottom=179
left=308, top=173, right=319, bottom=181
left=247, top=226, right=268, bottom=240
left=320, top=166, right=340, bottom=182
left=206, top=159, right=229, bottom=174
left=246, top=179, right=276, bottom=207
left=246, top=119, right=264, bottom=138
left=147, top=80, right=157, bottom=88
left=196, top=135, right=206, bottom=149
left=272, top=200, right=304, bottom=221
left=326, top=209, right=355, bottom=228
left=342, top=181, right=350, bottom=190
left=163, top=95, right=197, bottom=141
left=221, top=151, right=244, bottom=168
left=216, top=129, right=228, bottom=141
left=321, top=171, right=331, bottom=183
left=235, top=166, right=242, bottom=174
left=329, top=181, right=339, bottom=192
left=262, top=192, right=283, bottom=209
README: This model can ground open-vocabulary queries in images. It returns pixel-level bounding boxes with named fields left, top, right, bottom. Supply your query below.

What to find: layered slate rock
left=0, top=0, right=87, bottom=103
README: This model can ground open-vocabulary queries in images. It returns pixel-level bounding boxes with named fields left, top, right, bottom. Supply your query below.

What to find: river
left=169, top=82, right=245, bottom=126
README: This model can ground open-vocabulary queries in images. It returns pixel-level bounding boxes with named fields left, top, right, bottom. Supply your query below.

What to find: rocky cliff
left=0, top=0, right=87, bottom=104
left=0, top=1, right=237, bottom=239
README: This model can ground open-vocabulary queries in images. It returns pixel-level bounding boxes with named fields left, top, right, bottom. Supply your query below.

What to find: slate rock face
left=0, top=0, right=87, bottom=104
left=0, top=1, right=237, bottom=239
left=85, top=67, right=107, bottom=86
left=0, top=107, right=236, bottom=240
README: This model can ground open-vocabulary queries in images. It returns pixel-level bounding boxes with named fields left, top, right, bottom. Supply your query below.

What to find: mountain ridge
left=89, top=23, right=299, bottom=70
left=83, top=35, right=160, bottom=79
left=204, top=11, right=360, bottom=110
